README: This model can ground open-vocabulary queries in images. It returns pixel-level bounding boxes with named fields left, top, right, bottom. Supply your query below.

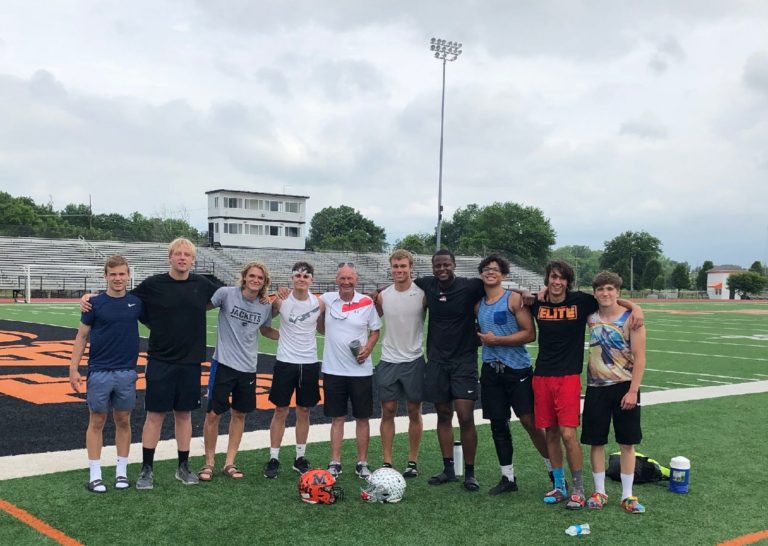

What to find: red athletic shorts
left=533, top=374, right=582, bottom=429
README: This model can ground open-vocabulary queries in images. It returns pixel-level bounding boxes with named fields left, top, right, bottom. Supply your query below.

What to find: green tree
left=671, top=263, right=691, bottom=290
left=726, top=272, right=768, bottom=297
left=642, top=259, right=663, bottom=290
left=394, top=233, right=434, bottom=255
left=551, top=245, right=603, bottom=287
left=600, top=231, right=662, bottom=289
left=307, top=205, right=387, bottom=252
left=440, top=202, right=556, bottom=268
left=749, top=261, right=764, bottom=275
left=695, top=260, right=714, bottom=290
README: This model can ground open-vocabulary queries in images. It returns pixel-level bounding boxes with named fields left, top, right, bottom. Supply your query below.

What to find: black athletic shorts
left=581, top=381, right=642, bottom=446
left=268, top=360, right=321, bottom=408
left=322, top=373, right=373, bottom=419
left=423, top=359, right=478, bottom=404
left=480, top=363, right=535, bottom=421
left=206, top=359, right=257, bottom=414
left=144, top=358, right=201, bottom=412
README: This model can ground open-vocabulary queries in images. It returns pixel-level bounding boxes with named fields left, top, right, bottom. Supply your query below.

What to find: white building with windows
left=706, top=265, right=744, bottom=300
left=206, top=189, right=309, bottom=249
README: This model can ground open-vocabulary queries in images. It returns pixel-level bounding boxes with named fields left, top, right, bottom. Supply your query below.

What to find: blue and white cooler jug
left=669, top=456, right=691, bottom=493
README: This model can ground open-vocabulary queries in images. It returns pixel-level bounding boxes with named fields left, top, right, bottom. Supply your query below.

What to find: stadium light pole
left=430, top=37, right=462, bottom=251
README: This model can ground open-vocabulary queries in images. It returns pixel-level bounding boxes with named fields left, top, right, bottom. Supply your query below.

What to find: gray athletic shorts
left=375, top=357, right=425, bottom=403
left=87, top=369, right=137, bottom=413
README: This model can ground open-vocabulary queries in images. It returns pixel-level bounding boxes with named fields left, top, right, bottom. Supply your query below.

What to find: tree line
left=0, top=192, right=203, bottom=243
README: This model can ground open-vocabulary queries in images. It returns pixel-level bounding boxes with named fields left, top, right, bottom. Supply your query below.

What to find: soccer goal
left=17, top=264, right=136, bottom=303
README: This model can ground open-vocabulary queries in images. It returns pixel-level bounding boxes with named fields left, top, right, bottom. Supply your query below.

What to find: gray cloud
left=619, top=116, right=668, bottom=140
left=743, top=51, right=768, bottom=96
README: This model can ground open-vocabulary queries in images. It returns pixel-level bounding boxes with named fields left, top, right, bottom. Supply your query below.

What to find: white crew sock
left=116, top=456, right=129, bottom=478
left=270, top=447, right=280, bottom=460
left=501, top=464, right=515, bottom=480
left=620, top=472, right=634, bottom=499
left=592, top=471, right=606, bottom=495
left=88, top=460, right=105, bottom=491
left=296, top=444, right=306, bottom=458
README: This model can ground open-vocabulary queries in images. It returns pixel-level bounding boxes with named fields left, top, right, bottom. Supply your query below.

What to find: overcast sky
left=1, top=1, right=767, bottom=267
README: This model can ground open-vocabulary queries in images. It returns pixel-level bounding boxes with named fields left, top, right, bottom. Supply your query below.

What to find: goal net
left=15, top=264, right=136, bottom=303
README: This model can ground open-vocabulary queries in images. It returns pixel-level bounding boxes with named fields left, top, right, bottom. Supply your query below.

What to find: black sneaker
left=402, top=461, right=418, bottom=478
left=327, top=462, right=342, bottom=477
left=381, top=462, right=393, bottom=469
left=488, top=476, right=519, bottom=496
left=263, top=458, right=280, bottom=479
left=292, top=456, right=310, bottom=474
left=355, top=462, right=371, bottom=479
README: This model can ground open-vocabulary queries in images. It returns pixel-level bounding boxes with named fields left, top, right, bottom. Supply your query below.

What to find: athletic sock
left=620, top=472, right=634, bottom=500
left=572, top=470, right=584, bottom=495
left=295, top=444, right=306, bottom=458
left=543, top=458, right=553, bottom=472
left=442, top=457, right=454, bottom=473
left=178, top=450, right=189, bottom=467
left=592, top=471, right=606, bottom=495
left=500, top=464, right=514, bottom=480
left=116, top=456, right=129, bottom=478
left=465, top=464, right=475, bottom=478
left=270, top=447, right=280, bottom=460
left=142, top=447, right=155, bottom=468
left=552, top=467, right=566, bottom=491
left=89, top=460, right=102, bottom=483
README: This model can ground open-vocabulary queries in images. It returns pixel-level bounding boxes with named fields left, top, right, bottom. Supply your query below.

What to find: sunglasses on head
left=292, top=271, right=312, bottom=279
left=337, top=262, right=355, bottom=269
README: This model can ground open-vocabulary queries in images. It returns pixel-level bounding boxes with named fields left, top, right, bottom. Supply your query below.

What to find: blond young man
left=199, top=262, right=278, bottom=480
left=374, top=249, right=426, bottom=477
left=582, top=271, right=647, bottom=514
left=70, top=255, right=143, bottom=493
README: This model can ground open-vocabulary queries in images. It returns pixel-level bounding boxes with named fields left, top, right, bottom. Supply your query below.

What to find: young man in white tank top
left=374, top=249, right=427, bottom=478
left=263, top=262, right=325, bottom=479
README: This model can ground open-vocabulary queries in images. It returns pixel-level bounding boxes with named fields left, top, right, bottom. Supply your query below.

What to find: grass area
left=0, top=393, right=766, bottom=545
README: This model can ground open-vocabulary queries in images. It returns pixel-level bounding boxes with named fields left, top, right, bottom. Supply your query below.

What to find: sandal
left=197, top=464, right=215, bottom=482
left=86, top=479, right=107, bottom=494
left=114, top=476, right=130, bottom=490
left=222, top=464, right=244, bottom=479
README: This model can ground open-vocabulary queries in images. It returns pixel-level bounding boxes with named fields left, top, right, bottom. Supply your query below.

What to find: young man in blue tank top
left=582, top=271, right=647, bottom=514
left=475, top=255, right=551, bottom=496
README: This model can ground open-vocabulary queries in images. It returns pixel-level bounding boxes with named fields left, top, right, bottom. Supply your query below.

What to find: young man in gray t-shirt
left=198, top=262, right=278, bottom=481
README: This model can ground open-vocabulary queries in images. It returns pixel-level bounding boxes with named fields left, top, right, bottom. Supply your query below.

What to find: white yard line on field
left=2, top=380, right=768, bottom=481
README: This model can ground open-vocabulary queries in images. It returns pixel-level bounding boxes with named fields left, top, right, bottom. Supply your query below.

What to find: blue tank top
left=477, top=291, right=531, bottom=370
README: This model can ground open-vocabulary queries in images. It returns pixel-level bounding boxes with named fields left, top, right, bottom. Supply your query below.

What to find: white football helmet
left=360, top=467, right=407, bottom=503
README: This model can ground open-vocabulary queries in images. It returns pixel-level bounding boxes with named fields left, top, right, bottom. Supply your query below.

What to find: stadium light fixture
left=429, top=37, right=462, bottom=251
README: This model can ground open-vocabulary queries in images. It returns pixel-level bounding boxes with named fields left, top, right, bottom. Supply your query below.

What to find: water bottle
left=565, top=524, right=590, bottom=536
left=453, top=441, right=464, bottom=476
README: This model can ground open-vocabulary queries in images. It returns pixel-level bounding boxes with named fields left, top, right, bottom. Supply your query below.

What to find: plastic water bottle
left=565, top=524, right=590, bottom=536
left=453, top=441, right=464, bottom=476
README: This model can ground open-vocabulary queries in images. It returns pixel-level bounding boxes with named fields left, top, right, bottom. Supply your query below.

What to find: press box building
left=206, top=189, right=309, bottom=249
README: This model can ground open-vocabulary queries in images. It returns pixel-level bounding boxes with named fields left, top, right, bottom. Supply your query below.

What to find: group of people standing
left=69, top=237, right=647, bottom=514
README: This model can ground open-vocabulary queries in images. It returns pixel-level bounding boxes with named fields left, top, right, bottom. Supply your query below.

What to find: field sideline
left=1, top=300, right=767, bottom=544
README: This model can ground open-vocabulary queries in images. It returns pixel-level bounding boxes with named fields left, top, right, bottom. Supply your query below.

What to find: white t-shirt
left=320, top=290, right=382, bottom=377
left=380, top=282, right=425, bottom=363
left=276, top=292, right=321, bottom=364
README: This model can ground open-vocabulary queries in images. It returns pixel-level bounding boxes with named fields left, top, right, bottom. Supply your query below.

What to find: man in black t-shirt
left=531, top=260, right=642, bottom=510
left=83, top=237, right=218, bottom=490
left=414, top=250, right=485, bottom=491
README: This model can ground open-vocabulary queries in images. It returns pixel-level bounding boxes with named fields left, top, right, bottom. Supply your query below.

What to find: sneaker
left=566, top=493, right=586, bottom=510
left=402, top=461, right=418, bottom=479
left=381, top=462, right=393, bottom=469
left=543, top=487, right=567, bottom=504
left=488, top=476, right=518, bottom=496
left=355, top=462, right=371, bottom=479
left=264, top=458, right=280, bottom=479
left=175, top=461, right=199, bottom=485
left=136, top=464, right=154, bottom=490
left=292, top=457, right=310, bottom=475
left=621, top=496, right=646, bottom=514
left=327, top=462, right=342, bottom=478
left=587, top=492, right=608, bottom=509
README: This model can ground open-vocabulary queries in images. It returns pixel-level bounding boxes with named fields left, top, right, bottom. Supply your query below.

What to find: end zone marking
left=718, top=530, right=768, bottom=545
left=0, top=499, right=82, bottom=546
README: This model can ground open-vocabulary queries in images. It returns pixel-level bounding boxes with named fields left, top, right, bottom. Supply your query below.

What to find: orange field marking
left=0, top=498, right=82, bottom=546
left=718, top=530, right=768, bottom=545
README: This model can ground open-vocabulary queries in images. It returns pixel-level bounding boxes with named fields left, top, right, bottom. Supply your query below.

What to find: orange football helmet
left=298, top=469, right=344, bottom=504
